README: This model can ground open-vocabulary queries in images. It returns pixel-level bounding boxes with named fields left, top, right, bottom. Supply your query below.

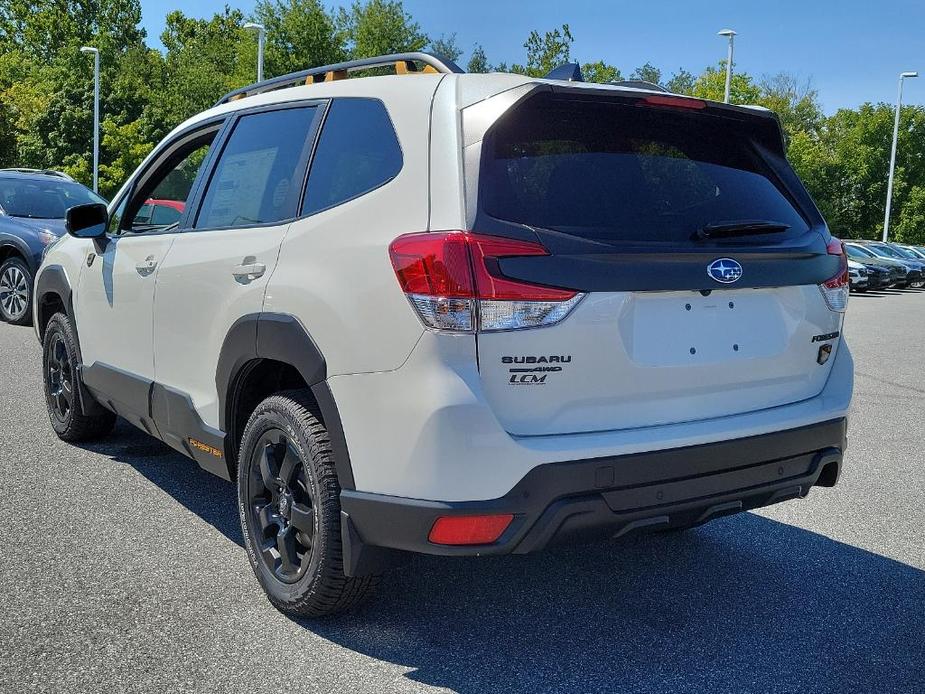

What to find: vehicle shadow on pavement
left=78, top=420, right=244, bottom=546
left=84, top=422, right=924, bottom=694
left=311, top=515, right=925, bottom=693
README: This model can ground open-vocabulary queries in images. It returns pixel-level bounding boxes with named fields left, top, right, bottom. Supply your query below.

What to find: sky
left=139, top=0, right=925, bottom=113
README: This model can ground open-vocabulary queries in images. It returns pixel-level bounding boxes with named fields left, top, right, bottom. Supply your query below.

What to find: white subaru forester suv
left=35, top=53, right=853, bottom=616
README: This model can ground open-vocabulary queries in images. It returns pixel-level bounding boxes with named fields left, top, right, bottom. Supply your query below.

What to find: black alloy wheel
left=41, top=313, right=116, bottom=441
left=237, top=391, right=379, bottom=616
left=245, top=429, right=317, bottom=583
left=45, top=331, right=74, bottom=425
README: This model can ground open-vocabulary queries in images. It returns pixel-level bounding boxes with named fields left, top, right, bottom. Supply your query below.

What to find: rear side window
left=151, top=204, right=181, bottom=225
left=302, top=99, right=402, bottom=216
left=481, top=93, right=809, bottom=245
left=196, top=106, right=318, bottom=229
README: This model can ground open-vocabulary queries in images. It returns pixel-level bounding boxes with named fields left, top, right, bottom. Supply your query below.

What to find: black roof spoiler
left=544, top=63, right=584, bottom=82
left=609, top=79, right=670, bottom=93
left=214, top=52, right=463, bottom=106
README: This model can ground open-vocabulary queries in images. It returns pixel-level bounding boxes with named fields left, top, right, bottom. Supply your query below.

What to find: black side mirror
left=66, top=203, right=108, bottom=239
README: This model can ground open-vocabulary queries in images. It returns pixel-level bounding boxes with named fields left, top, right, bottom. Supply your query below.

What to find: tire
left=42, top=313, right=116, bottom=441
left=237, top=390, right=379, bottom=617
left=0, top=256, right=33, bottom=325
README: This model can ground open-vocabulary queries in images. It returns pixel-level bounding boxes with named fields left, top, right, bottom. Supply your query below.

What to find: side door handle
left=135, top=255, right=157, bottom=277
left=232, top=257, right=266, bottom=284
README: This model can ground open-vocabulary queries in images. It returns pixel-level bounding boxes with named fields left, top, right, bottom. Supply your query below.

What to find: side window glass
left=108, top=197, right=126, bottom=235
left=151, top=204, right=181, bottom=225
left=195, top=106, right=318, bottom=230
left=302, top=99, right=402, bottom=216
left=123, top=132, right=217, bottom=234
left=134, top=203, right=153, bottom=225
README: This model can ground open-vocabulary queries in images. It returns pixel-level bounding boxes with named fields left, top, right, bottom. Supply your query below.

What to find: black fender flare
left=0, top=234, right=36, bottom=272
left=216, top=312, right=356, bottom=490
left=33, top=264, right=74, bottom=341
left=33, top=264, right=108, bottom=418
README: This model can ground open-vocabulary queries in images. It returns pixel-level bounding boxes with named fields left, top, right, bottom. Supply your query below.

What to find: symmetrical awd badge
left=708, top=258, right=743, bottom=284
left=503, top=355, right=572, bottom=385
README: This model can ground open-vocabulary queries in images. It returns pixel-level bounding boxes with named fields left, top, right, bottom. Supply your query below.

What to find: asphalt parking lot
left=0, top=290, right=923, bottom=694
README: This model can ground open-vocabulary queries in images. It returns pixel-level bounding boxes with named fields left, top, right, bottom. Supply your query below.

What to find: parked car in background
left=0, top=168, right=74, bottom=181
left=134, top=198, right=185, bottom=228
left=861, top=263, right=891, bottom=290
left=856, top=241, right=925, bottom=288
left=884, top=242, right=925, bottom=277
left=845, top=243, right=908, bottom=287
left=0, top=170, right=105, bottom=324
left=896, top=243, right=925, bottom=263
left=847, top=259, right=869, bottom=292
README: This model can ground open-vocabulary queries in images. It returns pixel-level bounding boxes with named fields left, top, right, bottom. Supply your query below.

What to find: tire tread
left=43, top=312, right=116, bottom=442
left=238, top=389, right=379, bottom=617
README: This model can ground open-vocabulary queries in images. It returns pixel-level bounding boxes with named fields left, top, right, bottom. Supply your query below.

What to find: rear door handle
left=135, top=255, right=157, bottom=276
left=232, top=258, right=266, bottom=283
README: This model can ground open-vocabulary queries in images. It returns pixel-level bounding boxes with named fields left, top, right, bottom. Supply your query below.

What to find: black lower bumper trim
left=340, top=418, right=846, bottom=573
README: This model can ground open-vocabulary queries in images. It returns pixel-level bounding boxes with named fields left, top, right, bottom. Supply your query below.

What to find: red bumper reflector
left=428, top=514, right=514, bottom=545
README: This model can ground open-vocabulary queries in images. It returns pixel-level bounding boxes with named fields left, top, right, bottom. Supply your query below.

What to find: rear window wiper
left=693, top=220, right=790, bottom=241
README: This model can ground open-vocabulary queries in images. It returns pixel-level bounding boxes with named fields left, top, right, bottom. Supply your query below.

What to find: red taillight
left=638, top=95, right=707, bottom=110
left=428, top=514, right=514, bottom=545
left=820, top=237, right=849, bottom=312
left=389, top=231, right=575, bottom=301
left=824, top=238, right=849, bottom=289
left=389, top=232, right=583, bottom=332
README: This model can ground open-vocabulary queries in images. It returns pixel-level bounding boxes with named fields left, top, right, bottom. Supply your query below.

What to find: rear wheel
left=0, top=256, right=33, bottom=325
left=237, top=390, right=379, bottom=617
left=42, top=313, right=116, bottom=441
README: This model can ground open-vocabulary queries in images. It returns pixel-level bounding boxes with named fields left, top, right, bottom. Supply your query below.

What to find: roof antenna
left=544, top=63, right=584, bottom=82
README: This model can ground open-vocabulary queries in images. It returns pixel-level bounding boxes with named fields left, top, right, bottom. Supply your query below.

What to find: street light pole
left=80, top=46, right=100, bottom=193
left=883, top=71, right=918, bottom=242
left=244, top=23, right=266, bottom=83
left=717, top=29, right=736, bottom=103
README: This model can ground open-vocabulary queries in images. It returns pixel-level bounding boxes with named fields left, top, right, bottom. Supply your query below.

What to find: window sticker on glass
left=204, top=148, right=277, bottom=227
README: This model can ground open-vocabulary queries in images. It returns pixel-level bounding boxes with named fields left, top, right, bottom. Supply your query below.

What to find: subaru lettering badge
left=707, top=258, right=743, bottom=284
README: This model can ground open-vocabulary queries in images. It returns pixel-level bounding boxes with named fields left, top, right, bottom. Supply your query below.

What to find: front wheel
left=0, top=256, right=33, bottom=325
left=237, top=390, right=379, bottom=617
left=42, top=313, right=116, bottom=441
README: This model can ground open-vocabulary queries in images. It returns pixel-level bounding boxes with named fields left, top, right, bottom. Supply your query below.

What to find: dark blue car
left=0, top=170, right=105, bottom=324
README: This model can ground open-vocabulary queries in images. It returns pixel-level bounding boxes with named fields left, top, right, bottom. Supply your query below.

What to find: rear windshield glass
left=481, top=94, right=809, bottom=245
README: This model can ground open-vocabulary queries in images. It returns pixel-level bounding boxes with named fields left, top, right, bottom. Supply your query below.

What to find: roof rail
left=215, top=52, right=464, bottom=106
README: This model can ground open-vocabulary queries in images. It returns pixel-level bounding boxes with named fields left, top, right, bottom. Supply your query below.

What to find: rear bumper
left=340, top=418, right=846, bottom=573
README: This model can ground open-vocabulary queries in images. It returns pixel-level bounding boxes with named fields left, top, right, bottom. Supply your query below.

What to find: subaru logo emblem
left=707, top=258, right=743, bottom=284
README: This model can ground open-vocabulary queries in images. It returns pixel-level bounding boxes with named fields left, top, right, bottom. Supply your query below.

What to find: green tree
left=252, top=0, right=344, bottom=77
left=691, top=61, right=761, bottom=104
left=159, top=8, right=251, bottom=126
left=336, top=0, right=427, bottom=59
left=97, top=118, right=153, bottom=195
left=429, top=33, right=461, bottom=62
left=894, top=186, right=925, bottom=245
left=581, top=60, right=621, bottom=83
left=757, top=72, right=824, bottom=138
left=630, top=62, right=661, bottom=85
left=665, top=68, right=695, bottom=94
left=511, top=24, right=573, bottom=77
left=467, top=43, right=489, bottom=73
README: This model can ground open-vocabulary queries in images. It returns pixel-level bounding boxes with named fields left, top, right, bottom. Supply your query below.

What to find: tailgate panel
left=476, top=286, right=841, bottom=437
